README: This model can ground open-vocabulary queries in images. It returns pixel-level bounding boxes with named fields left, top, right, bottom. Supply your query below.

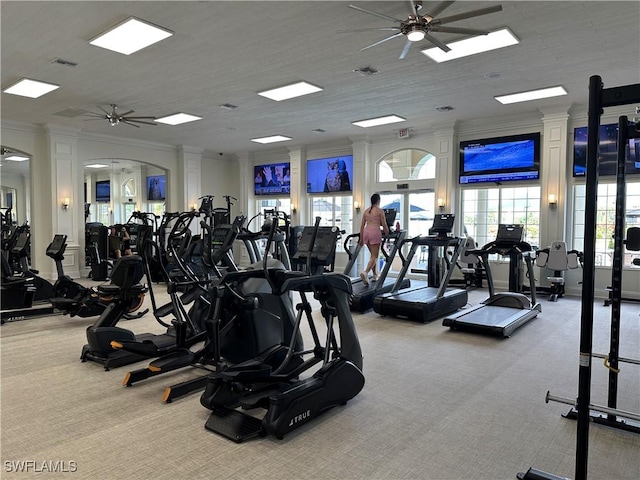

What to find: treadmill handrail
left=373, top=229, right=407, bottom=291
left=435, top=236, right=464, bottom=299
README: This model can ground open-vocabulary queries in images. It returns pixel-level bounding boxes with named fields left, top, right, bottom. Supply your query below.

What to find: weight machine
left=518, top=76, right=640, bottom=480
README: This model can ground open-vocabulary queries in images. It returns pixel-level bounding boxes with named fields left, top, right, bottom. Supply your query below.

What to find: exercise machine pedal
left=204, top=407, right=266, bottom=443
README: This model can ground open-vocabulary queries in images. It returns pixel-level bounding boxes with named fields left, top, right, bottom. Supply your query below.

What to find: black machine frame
left=372, top=214, right=468, bottom=323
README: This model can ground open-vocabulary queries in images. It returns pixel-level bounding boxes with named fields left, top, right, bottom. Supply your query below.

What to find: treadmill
left=343, top=209, right=411, bottom=312
left=373, top=214, right=468, bottom=323
left=442, top=224, right=542, bottom=337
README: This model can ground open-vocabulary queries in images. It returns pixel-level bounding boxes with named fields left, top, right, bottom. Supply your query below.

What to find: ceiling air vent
left=353, top=66, right=379, bottom=76
left=51, top=58, right=78, bottom=67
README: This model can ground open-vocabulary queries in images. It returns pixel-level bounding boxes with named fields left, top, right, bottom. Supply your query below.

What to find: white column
left=43, top=125, right=82, bottom=279
left=539, top=106, right=570, bottom=247
left=433, top=122, right=457, bottom=215
left=178, top=145, right=203, bottom=234
left=288, top=146, right=304, bottom=225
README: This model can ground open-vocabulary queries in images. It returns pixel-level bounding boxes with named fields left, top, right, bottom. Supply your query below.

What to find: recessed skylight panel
left=90, top=17, right=173, bottom=55
left=258, top=82, right=323, bottom=101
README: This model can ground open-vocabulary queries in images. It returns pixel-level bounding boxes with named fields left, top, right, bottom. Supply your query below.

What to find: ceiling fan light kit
left=348, top=1, right=503, bottom=59
left=82, top=104, right=157, bottom=128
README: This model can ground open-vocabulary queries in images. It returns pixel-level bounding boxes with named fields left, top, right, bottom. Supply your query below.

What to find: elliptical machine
left=200, top=217, right=365, bottom=442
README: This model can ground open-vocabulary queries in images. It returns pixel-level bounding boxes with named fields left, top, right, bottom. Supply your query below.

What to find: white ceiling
left=1, top=1, right=639, bottom=161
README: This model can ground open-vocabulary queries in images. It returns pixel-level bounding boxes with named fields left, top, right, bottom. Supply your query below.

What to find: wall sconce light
left=291, top=204, right=297, bottom=214
left=548, top=194, right=557, bottom=208
left=191, top=203, right=198, bottom=212
left=61, top=197, right=70, bottom=211
left=437, top=197, right=445, bottom=212
left=354, top=201, right=361, bottom=213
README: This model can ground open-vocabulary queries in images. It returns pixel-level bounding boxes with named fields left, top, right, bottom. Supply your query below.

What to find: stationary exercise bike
left=47, top=234, right=147, bottom=319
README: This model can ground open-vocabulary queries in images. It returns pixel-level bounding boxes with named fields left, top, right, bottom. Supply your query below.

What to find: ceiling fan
left=82, top=104, right=156, bottom=128
left=345, top=1, right=503, bottom=59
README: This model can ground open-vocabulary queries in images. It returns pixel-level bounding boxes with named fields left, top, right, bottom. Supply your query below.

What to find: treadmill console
left=495, top=224, right=524, bottom=246
left=429, top=214, right=455, bottom=238
left=383, top=209, right=397, bottom=229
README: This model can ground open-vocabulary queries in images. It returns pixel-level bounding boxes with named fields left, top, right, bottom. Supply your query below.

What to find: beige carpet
left=1, top=286, right=639, bottom=480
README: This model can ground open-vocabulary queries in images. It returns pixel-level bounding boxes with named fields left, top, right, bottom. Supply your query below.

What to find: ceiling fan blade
left=338, top=27, right=401, bottom=33
left=360, top=32, right=404, bottom=51
left=399, top=39, right=412, bottom=59
left=97, top=105, right=111, bottom=115
left=406, top=0, right=419, bottom=16
left=436, top=5, right=503, bottom=25
left=431, top=26, right=490, bottom=35
left=424, top=1, right=455, bottom=19
left=122, top=121, right=141, bottom=128
left=123, top=116, right=156, bottom=120
left=124, top=119, right=157, bottom=126
left=118, top=110, right=135, bottom=117
left=424, top=33, right=451, bottom=52
left=348, top=4, right=405, bottom=24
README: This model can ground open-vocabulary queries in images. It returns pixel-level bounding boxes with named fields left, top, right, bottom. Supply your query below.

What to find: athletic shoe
left=359, top=272, right=369, bottom=286
left=371, top=274, right=378, bottom=282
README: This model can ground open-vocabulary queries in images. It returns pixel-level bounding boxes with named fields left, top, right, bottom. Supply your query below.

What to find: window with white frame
left=254, top=198, right=292, bottom=229
left=461, top=186, right=541, bottom=248
left=572, top=181, right=640, bottom=267
left=309, top=195, right=352, bottom=252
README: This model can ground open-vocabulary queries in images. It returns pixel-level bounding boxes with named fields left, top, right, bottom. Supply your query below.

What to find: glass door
left=378, top=191, right=435, bottom=276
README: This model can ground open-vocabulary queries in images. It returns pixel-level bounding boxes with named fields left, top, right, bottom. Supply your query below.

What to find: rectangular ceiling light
left=2, top=78, right=60, bottom=98
left=85, top=163, right=109, bottom=169
left=495, top=86, right=568, bottom=104
left=258, top=81, right=323, bottom=101
left=352, top=115, right=406, bottom=128
left=4, top=155, right=29, bottom=162
left=155, top=113, right=202, bottom=125
left=250, top=135, right=292, bottom=144
left=421, top=28, right=519, bottom=63
left=89, top=17, right=173, bottom=55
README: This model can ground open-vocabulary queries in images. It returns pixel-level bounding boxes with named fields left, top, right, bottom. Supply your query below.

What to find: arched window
left=121, top=178, right=136, bottom=197
left=376, top=149, right=436, bottom=182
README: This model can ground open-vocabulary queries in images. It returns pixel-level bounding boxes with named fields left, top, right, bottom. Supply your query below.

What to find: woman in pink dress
left=358, top=193, right=389, bottom=286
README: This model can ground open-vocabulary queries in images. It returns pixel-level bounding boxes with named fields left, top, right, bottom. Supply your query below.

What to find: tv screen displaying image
left=573, top=123, right=640, bottom=177
left=95, top=180, right=110, bottom=202
left=147, top=175, right=166, bottom=201
left=307, top=155, right=353, bottom=194
left=459, top=133, right=540, bottom=184
left=254, top=162, right=290, bottom=196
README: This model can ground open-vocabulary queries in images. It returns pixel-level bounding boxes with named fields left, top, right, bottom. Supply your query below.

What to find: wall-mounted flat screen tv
left=95, top=180, right=110, bottom=202
left=459, top=133, right=540, bottom=185
left=573, top=123, right=640, bottom=177
left=147, top=175, right=166, bottom=201
left=254, top=162, right=290, bottom=196
left=307, top=155, right=353, bottom=194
